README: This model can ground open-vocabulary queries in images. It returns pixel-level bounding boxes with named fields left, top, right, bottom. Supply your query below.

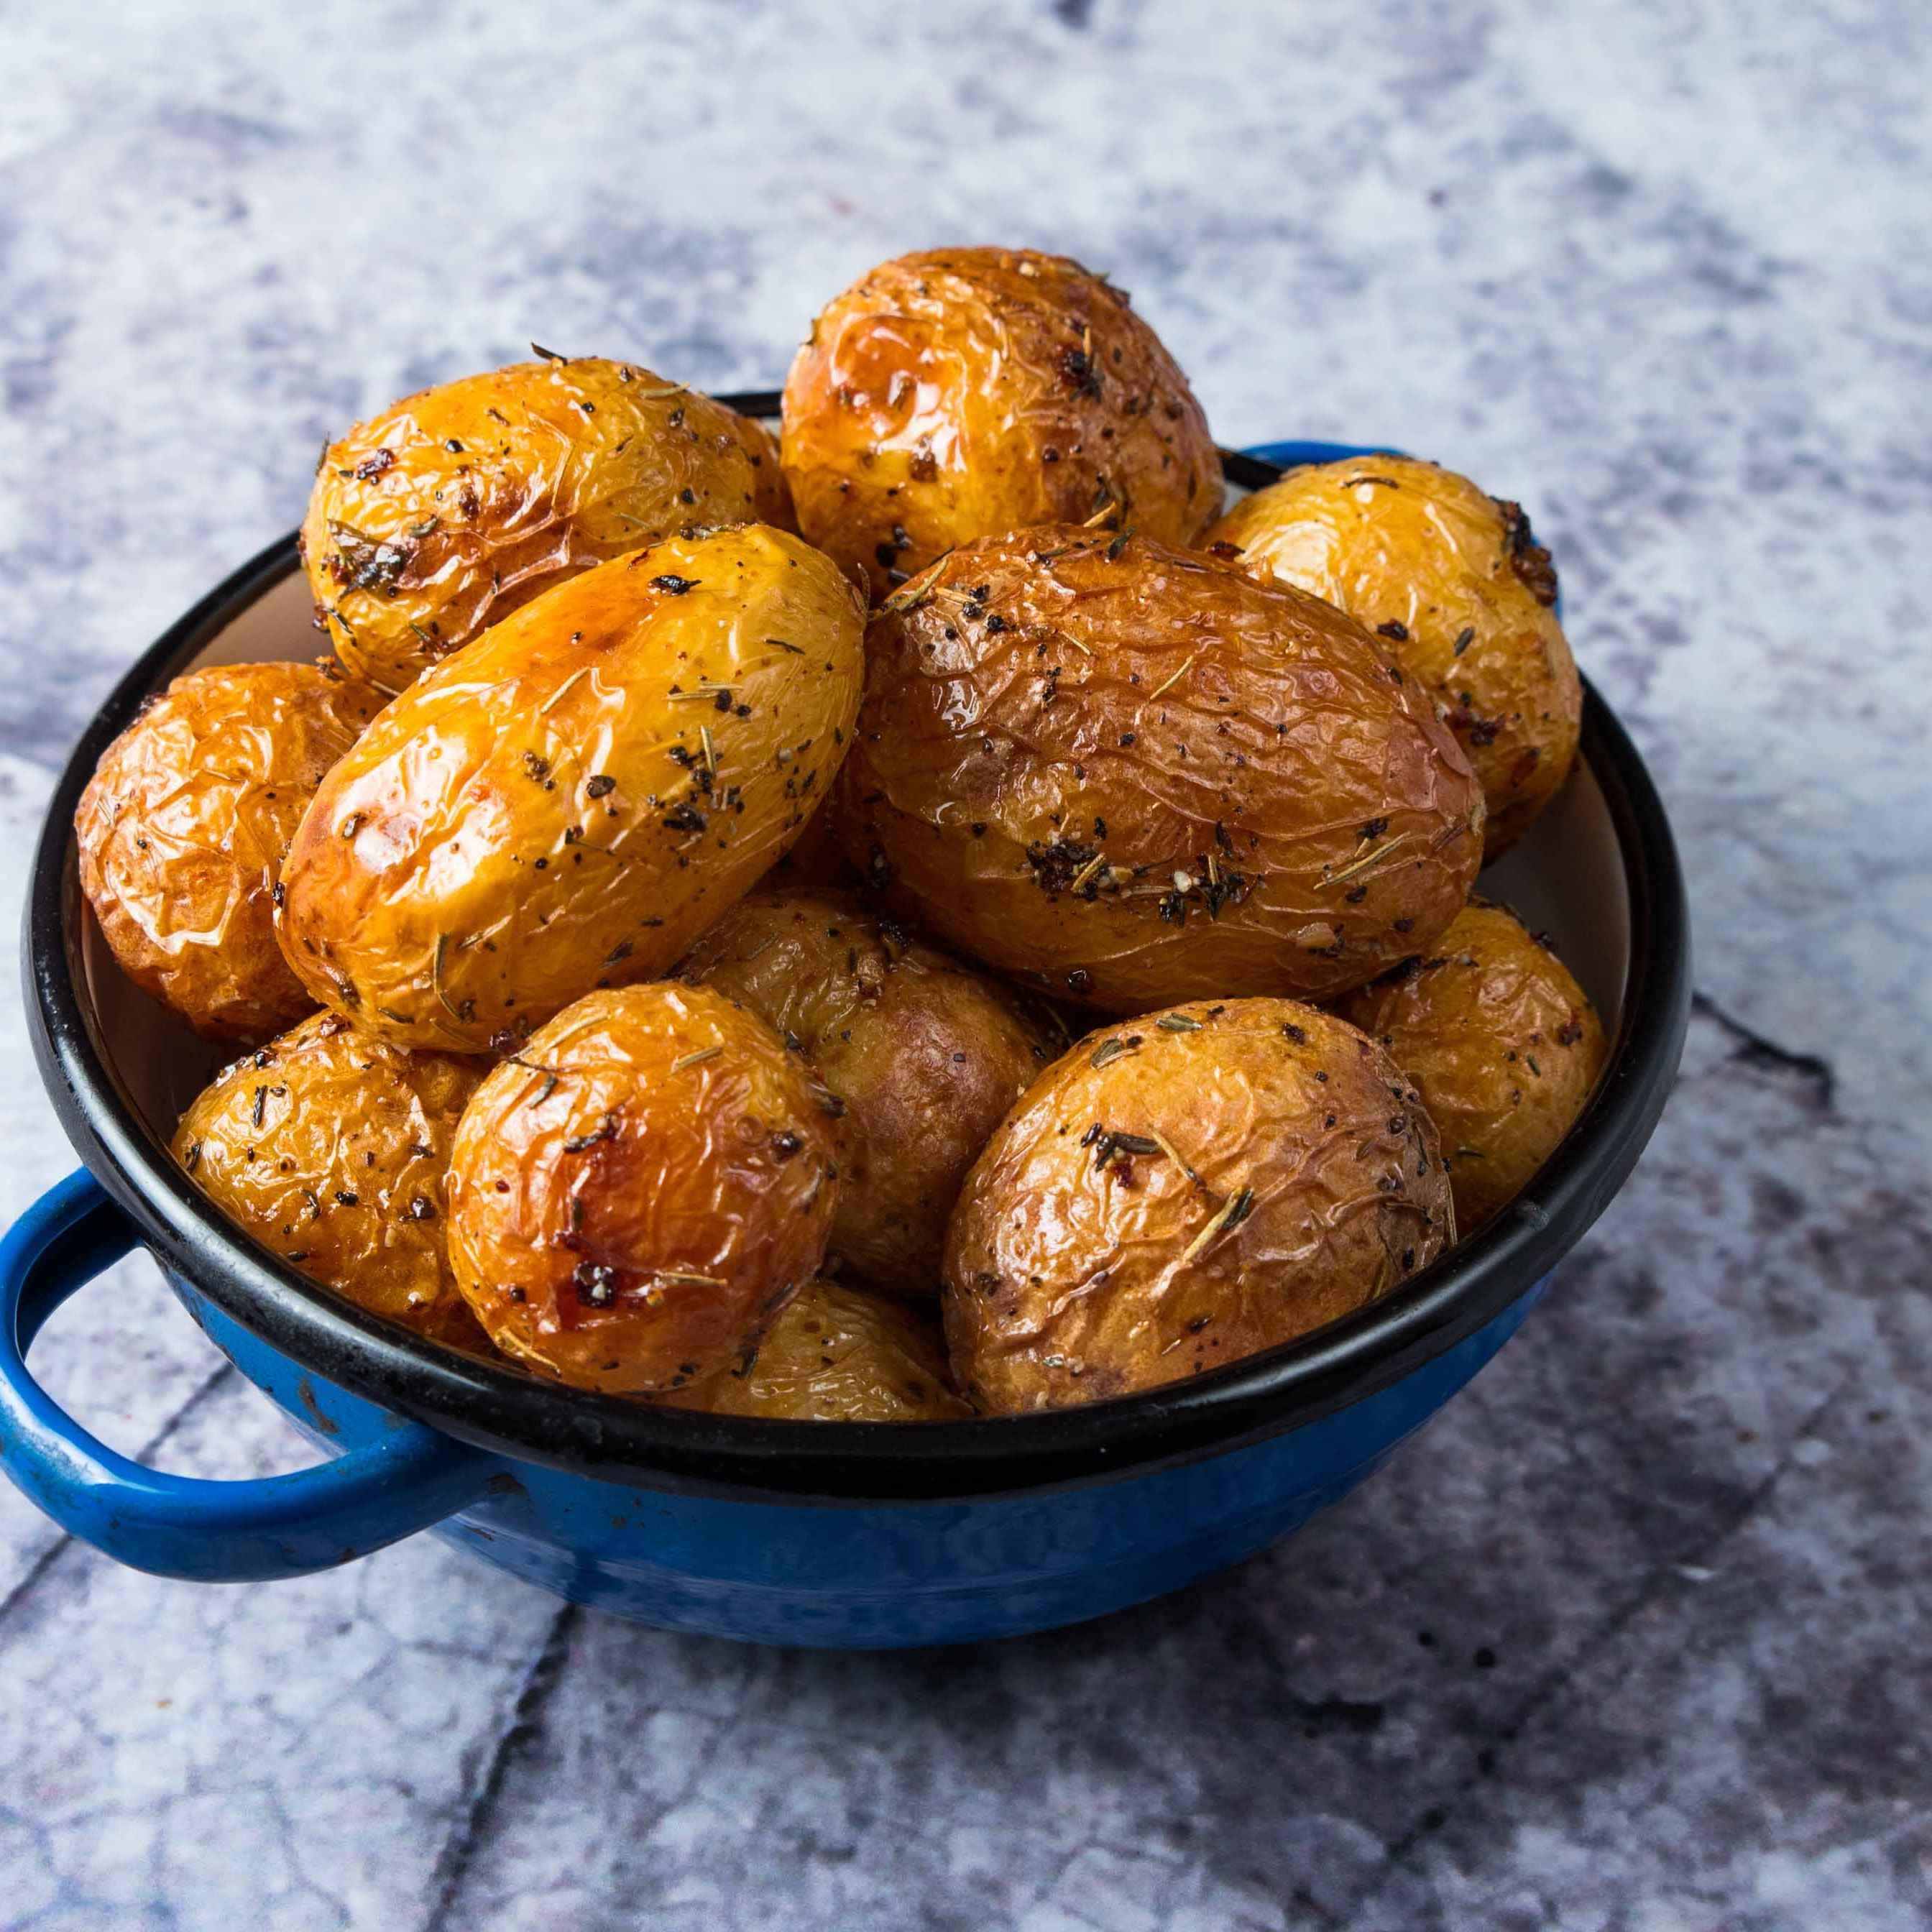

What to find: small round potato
left=277, top=525, right=866, bottom=1054
left=1338, top=901, right=1608, bottom=1231
left=75, top=660, right=382, bottom=1043
left=303, top=356, right=793, bottom=691
left=831, top=527, right=1485, bottom=1013
left=1204, top=456, right=1581, bottom=857
left=445, top=984, right=840, bottom=1395
left=658, top=1276, right=972, bottom=1421
left=172, top=1011, right=485, bottom=1347
left=944, top=998, right=1454, bottom=1412
left=678, top=890, right=1063, bottom=1295
left=782, top=247, right=1222, bottom=598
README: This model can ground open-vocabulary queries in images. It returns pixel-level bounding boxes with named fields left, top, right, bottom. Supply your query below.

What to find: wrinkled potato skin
left=172, top=1011, right=486, bottom=1348
left=1205, top=457, right=1580, bottom=857
left=278, top=526, right=866, bottom=1054
left=658, top=1277, right=971, bottom=1420
left=782, top=248, right=1222, bottom=599
left=678, top=891, right=1062, bottom=1295
left=446, top=985, right=840, bottom=1394
left=303, top=358, right=794, bottom=692
left=944, top=998, right=1453, bottom=1413
left=832, top=528, right=1485, bottom=1013
left=1339, top=901, right=1607, bottom=1231
left=75, top=661, right=382, bottom=1043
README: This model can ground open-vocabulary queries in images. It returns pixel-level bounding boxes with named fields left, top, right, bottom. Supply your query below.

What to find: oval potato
left=678, top=890, right=1064, bottom=1294
left=832, top=527, right=1485, bottom=1012
left=658, top=1276, right=972, bottom=1420
left=944, top=998, right=1454, bottom=1412
left=172, top=1011, right=485, bottom=1347
left=303, top=356, right=793, bottom=691
left=75, top=660, right=382, bottom=1043
left=782, top=248, right=1221, bottom=599
left=1338, top=900, right=1608, bottom=1230
left=1204, top=456, right=1580, bottom=857
left=445, top=984, right=840, bottom=1394
left=277, top=525, right=866, bottom=1054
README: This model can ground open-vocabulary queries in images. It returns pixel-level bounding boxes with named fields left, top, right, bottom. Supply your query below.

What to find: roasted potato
left=277, top=525, right=867, bottom=1054
left=445, top=983, right=840, bottom=1394
left=171, top=1011, right=485, bottom=1347
left=944, top=998, right=1453, bottom=1412
left=831, top=527, right=1485, bottom=1013
left=75, top=660, right=382, bottom=1044
left=303, top=356, right=793, bottom=692
left=1338, top=901, right=1607, bottom=1230
left=658, top=1276, right=971, bottom=1420
left=1203, top=456, right=1580, bottom=857
left=678, top=890, right=1063, bottom=1295
left=782, top=248, right=1221, bottom=598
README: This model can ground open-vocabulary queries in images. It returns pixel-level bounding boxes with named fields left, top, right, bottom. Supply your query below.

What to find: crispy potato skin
left=445, top=984, right=840, bottom=1395
left=1338, top=901, right=1607, bottom=1230
left=302, top=358, right=795, bottom=692
left=830, top=527, right=1484, bottom=1013
left=678, top=891, right=1063, bottom=1295
left=171, top=1011, right=485, bottom=1347
left=658, top=1276, right=971, bottom=1420
left=277, top=525, right=866, bottom=1054
left=781, top=248, right=1221, bottom=599
left=1204, top=457, right=1580, bottom=857
left=944, top=998, right=1453, bottom=1412
left=75, top=661, right=382, bottom=1044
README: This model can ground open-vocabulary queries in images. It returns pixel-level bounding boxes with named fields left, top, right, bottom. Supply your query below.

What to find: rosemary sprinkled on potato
left=1327, top=832, right=1419, bottom=888
left=1146, top=651, right=1197, bottom=703
left=672, top=1046, right=722, bottom=1072
left=1090, top=1035, right=1142, bottom=1070
left=655, top=1270, right=724, bottom=1288
left=1178, top=1185, right=1256, bottom=1268
left=880, top=551, right=953, bottom=615
left=1156, top=1013, right=1202, bottom=1032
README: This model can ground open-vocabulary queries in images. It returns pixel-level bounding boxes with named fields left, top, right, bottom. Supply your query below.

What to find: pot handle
left=0, top=1171, right=508, bottom=1583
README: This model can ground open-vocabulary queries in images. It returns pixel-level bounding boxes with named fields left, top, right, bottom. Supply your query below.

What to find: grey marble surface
left=1, top=2, right=1928, bottom=1926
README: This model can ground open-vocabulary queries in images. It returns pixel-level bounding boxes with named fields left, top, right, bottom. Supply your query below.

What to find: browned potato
left=75, top=660, right=382, bottom=1044
left=1204, top=456, right=1581, bottom=857
left=277, top=525, right=866, bottom=1054
left=658, top=1276, right=972, bottom=1420
left=445, top=984, right=840, bottom=1394
left=678, top=891, right=1063, bottom=1295
left=171, top=1011, right=485, bottom=1347
left=1338, top=901, right=1608, bottom=1231
left=782, top=248, right=1222, bottom=599
left=303, top=356, right=794, bottom=692
left=944, top=998, right=1453, bottom=1412
left=831, top=527, right=1485, bottom=1013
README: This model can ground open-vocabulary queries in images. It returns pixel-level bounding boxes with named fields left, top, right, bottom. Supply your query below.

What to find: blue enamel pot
left=1, top=416, right=1690, bottom=1647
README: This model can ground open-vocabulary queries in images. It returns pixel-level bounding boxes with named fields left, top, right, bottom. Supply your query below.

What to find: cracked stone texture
left=1, top=2, right=1927, bottom=1928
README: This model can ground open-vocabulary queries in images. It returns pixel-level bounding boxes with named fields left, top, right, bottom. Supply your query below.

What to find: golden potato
left=658, top=1276, right=971, bottom=1420
left=277, top=525, right=866, bottom=1054
left=1338, top=901, right=1607, bottom=1231
left=944, top=998, right=1453, bottom=1412
left=303, top=356, right=794, bottom=692
left=75, top=660, right=382, bottom=1044
left=445, top=984, right=840, bottom=1395
left=830, top=527, right=1485, bottom=1013
left=678, top=890, right=1064, bottom=1295
left=1204, top=456, right=1580, bottom=857
left=782, top=247, right=1221, bottom=599
left=172, top=1011, right=484, bottom=1347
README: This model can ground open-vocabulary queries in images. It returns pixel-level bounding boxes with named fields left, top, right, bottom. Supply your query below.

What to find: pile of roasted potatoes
left=78, top=247, right=1607, bottom=1421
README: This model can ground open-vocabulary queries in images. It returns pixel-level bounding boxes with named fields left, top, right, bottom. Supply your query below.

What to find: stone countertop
left=1, top=3, right=1927, bottom=1927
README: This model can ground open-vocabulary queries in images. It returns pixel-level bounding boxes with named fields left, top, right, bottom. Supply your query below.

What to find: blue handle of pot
left=0, top=1171, right=507, bottom=1583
